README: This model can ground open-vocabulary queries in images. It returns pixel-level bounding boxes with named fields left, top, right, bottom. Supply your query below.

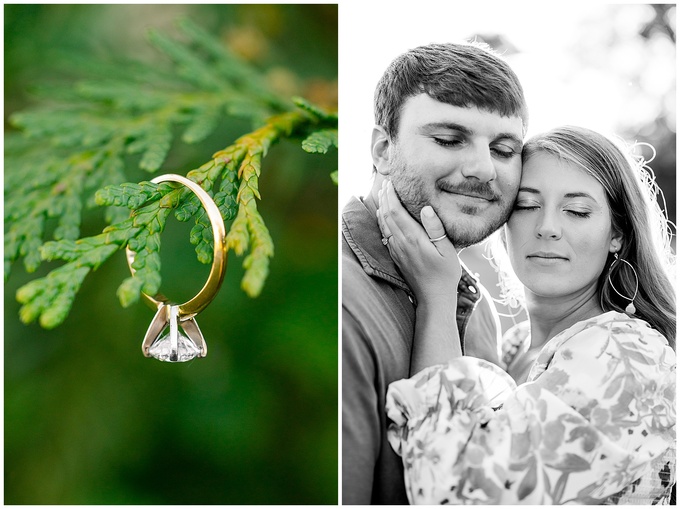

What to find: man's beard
left=389, top=160, right=514, bottom=248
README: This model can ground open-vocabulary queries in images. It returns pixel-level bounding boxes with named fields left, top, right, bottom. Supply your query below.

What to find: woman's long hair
left=489, top=126, right=676, bottom=349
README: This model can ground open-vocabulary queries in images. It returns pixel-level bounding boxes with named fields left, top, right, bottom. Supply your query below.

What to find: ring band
left=429, top=234, right=447, bottom=243
left=382, top=235, right=392, bottom=246
left=126, top=174, right=228, bottom=317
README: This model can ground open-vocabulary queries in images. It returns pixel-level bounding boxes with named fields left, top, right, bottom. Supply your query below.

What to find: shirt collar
left=342, top=194, right=482, bottom=306
left=342, top=194, right=411, bottom=295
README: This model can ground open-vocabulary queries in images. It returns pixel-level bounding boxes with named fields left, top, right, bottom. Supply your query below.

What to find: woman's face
left=506, top=151, right=621, bottom=301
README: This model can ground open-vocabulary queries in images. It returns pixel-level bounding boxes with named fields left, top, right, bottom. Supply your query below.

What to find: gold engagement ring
left=126, top=174, right=227, bottom=362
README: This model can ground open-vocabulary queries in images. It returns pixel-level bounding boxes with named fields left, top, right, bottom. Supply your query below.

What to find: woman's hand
left=378, top=179, right=464, bottom=370
left=377, top=180, right=462, bottom=306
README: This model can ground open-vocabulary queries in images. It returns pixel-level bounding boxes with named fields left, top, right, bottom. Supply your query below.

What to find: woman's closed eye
left=513, top=203, right=592, bottom=219
left=513, top=201, right=539, bottom=211
left=565, top=209, right=591, bottom=218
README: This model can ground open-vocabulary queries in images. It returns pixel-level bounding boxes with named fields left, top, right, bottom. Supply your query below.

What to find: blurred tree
left=5, top=4, right=337, bottom=504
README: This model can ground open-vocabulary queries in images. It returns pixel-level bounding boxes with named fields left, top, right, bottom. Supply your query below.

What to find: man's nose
left=460, top=144, right=496, bottom=183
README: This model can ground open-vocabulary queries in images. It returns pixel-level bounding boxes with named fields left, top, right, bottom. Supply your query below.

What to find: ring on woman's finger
left=381, top=235, right=393, bottom=246
left=429, top=234, right=447, bottom=243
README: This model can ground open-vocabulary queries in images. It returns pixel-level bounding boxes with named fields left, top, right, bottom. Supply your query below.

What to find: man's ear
left=371, top=125, right=392, bottom=176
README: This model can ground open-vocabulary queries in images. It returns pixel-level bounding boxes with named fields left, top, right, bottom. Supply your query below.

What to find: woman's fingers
left=377, top=179, right=463, bottom=298
left=420, top=206, right=445, bottom=240
left=379, top=179, right=453, bottom=262
left=377, top=184, right=392, bottom=240
left=420, top=206, right=454, bottom=256
left=383, top=181, right=429, bottom=245
left=377, top=181, right=398, bottom=260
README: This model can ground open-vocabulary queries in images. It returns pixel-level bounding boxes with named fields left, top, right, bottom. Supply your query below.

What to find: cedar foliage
left=5, top=17, right=338, bottom=329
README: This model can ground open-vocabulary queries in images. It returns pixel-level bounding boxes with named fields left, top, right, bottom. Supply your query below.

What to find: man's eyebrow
left=495, top=132, right=523, bottom=150
left=420, top=122, right=473, bottom=135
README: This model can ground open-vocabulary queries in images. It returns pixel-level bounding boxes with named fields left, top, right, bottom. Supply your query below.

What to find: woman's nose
left=535, top=213, right=562, bottom=239
left=460, top=144, right=496, bottom=183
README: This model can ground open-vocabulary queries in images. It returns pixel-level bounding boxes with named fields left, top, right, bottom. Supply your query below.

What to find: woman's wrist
left=414, top=289, right=458, bottom=309
left=415, top=296, right=458, bottom=327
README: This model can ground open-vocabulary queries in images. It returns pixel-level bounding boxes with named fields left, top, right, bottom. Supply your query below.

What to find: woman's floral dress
left=386, top=312, right=675, bottom=504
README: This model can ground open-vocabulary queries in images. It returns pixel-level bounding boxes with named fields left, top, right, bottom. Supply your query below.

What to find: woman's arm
left=377, top=180, right=463, bottom=374
left=386, top=314, right=676, bottom=505
left=411, top=289, right=461, bottom=373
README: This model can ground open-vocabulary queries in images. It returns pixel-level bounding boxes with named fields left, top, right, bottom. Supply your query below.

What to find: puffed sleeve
left=386, top=314, right=676, bottom=505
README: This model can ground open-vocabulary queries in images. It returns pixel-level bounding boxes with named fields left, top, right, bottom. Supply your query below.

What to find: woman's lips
left=527, top=252, right=569, bottom=265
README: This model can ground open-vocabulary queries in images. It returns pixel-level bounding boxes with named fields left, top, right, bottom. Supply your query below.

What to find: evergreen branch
left=295, top=98, right=338, bottom=183
left=214, top=111, right=311, bottom=296
left=16, top=264, right=92, bottom=329
left=5, top=21, right=280, bottom=281
left=293, top=96, right=338, bottom=122
left=177, top=17, right=290, bottom=111
left=6, top=19, right=337, bottom=329
left=148, top=29, right=227, bottom=93
left=4, top=147, right=109, bottom=277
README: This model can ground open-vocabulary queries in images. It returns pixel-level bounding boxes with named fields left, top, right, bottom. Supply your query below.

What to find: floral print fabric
left=386, top=312, right=676, bottom=504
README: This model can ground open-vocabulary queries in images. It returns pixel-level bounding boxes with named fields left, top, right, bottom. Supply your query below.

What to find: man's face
left=384, top=94, right=523, bottom=248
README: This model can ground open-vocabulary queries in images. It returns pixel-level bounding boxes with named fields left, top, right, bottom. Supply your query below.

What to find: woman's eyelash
left=513, top=205, right=591, bottom=219
left=567, top=210, right=591, bottom=218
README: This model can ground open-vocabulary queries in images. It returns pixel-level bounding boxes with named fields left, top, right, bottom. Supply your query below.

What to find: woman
left=377, top=126, right=675, bottom=504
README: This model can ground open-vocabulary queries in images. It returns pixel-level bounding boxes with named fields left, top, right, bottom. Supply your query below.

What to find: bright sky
left=338, top=1, right=675, bottom=207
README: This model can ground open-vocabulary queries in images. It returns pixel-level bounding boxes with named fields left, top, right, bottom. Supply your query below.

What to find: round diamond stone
left=149, top=331, right=202, bottom=362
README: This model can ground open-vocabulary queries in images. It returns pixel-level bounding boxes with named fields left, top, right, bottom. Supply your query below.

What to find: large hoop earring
left=126, top=174, right=227, bottom=362
left=607, top=253, right=639, bottom=315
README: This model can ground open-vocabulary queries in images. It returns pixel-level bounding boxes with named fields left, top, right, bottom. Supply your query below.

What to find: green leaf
left=302, top=129, right=338, bottom=154
left=148, top=29, right=224, bottom=91
left=16, top=264, right=91, bottom=328
left=293, top=96, right=337, bottom=122
left=139, top=127, right=172, bottom=172
left=182, top=109, right=220, bottom=143
left=117, top=276, right=144, bottom=308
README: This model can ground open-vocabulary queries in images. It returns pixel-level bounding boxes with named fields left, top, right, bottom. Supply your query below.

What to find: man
left=342, top=42, right=528, bottom=504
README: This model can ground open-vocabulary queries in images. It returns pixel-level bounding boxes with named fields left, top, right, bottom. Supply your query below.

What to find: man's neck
left=526, top=289, right=603, bottom=349
left=363, top=189, right=379, bottom=218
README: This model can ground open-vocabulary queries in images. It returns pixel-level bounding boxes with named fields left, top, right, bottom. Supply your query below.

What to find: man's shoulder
left=342, top=233, right=369, bottom=282
left=341, top=196, right=399, bottom=300
left=341, top=245, right=385, bottom=319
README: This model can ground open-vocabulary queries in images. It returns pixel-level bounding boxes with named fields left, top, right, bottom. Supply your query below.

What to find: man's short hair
left=374, top=41, right=528, bottom=139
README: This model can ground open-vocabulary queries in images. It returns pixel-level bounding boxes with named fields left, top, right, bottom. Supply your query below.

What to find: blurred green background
left=5, top=4, right=338, bottom=504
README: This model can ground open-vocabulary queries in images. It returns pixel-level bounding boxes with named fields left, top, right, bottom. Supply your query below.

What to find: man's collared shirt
left=342, top=195, right=501, bottom=505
